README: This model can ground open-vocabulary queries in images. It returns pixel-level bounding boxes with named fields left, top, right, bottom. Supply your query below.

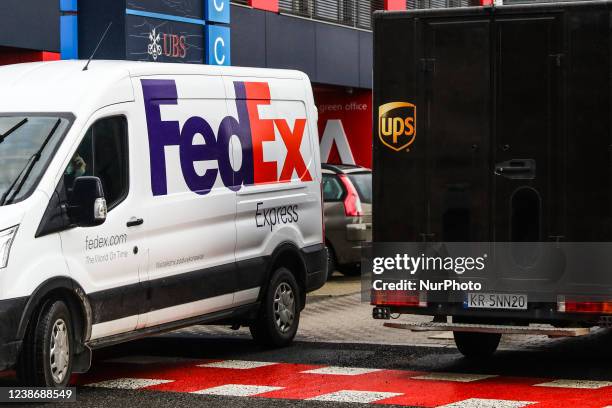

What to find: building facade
left=0, top=0, right=483, bottom=168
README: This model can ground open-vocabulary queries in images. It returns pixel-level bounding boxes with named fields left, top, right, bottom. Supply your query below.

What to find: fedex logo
left=141, top=79, right=312, bottom=196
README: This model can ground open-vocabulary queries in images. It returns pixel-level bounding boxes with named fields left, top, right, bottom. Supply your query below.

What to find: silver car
left=322, top=164, right=372, bottom=278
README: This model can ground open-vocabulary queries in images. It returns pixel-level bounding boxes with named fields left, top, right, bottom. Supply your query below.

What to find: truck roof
left=0, top=60, right=309, bottom=115
left=373, top=0, right=612, bottom=20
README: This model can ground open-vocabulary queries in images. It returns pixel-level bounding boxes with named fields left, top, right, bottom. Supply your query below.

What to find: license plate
left=465, top=293, right=528, bottom=310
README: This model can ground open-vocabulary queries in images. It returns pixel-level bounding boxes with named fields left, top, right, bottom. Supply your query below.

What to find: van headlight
left=0, top=225, right=18, bottom=269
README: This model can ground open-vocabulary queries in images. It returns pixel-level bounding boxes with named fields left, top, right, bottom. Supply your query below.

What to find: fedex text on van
left=141, top=79, right=312, bottom=196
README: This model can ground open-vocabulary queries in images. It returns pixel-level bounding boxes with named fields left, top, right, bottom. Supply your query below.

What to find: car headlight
left=0, top=225, right=18, bottom=269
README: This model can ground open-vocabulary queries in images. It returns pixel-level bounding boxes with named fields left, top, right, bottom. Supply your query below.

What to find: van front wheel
left=250, top=267, right=301, bottom=347
left=17, top=300, right=74, bottom=387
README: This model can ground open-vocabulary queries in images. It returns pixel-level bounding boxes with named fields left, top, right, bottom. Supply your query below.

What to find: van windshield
left=0, top=116, right=71, bottom=206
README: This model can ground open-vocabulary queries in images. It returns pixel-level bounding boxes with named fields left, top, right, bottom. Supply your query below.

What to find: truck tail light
left=558, top=296, right=612, bottom=314
left=339, top=174, right=363, bottom=217
left=371, top=290, right=427, bottom=307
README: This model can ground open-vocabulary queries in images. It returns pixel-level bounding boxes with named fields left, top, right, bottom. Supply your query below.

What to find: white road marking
left=301, top=366, right=382, bottom=376
left=428, top=331, right=455, bottom=340
left=308, top=390, right=402, bottom=403
left=533, top=379, right=612, bottom=389
left=192, top=384, right=283, bottom=396
left=197, top=360, right=279, bottom=370
left=87, top=378, right=173, bottom=389
left=412, top=372, right=498, bottom=382
left=437, top=398, right=535, bottom=408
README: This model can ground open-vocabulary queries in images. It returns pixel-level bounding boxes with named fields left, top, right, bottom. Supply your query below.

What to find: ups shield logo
left=378, top=102, right=416, bottom=152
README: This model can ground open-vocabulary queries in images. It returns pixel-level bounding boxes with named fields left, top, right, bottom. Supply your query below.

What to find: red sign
left=385, top=0, right=406, bottom=10
left=249, top=0, right=279, bottom=13
left=0, top=47, right=59, bottom=66
left=315, top=87, right=372, bottom=169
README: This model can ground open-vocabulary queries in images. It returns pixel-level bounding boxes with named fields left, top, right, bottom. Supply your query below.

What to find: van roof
left=0, top=60, right=308, bottom=115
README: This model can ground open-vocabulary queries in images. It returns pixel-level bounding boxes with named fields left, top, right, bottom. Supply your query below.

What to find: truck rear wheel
left=453, top=331, right=501, bottom=360
left=17, top=300, right=74, bottom=387
left=250, top=267, right=301, bottom=347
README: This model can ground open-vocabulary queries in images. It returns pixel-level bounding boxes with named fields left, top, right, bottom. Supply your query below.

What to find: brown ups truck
left=371, top=1, right=612, bottom=358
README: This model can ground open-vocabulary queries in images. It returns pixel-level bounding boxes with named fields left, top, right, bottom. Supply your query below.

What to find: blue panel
left=266, top=11, right=315, bottom=74
left=205, top=0, right=229, bottom=24
left=316, top=23, right=360, bottom=87
left=60, top=15, right=78, bottom=59
left=60, top=0, right=78, bottom=12
left=230, top=5, right=266, bottom=68
left=206, top=25, right=231, bottom=66
left=125, top=8, right=206, bottom=25
left=127, top=0, right=203, bottom=20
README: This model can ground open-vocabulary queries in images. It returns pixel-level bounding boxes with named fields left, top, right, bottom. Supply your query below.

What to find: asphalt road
left=2, top=275, right=612, bottom=407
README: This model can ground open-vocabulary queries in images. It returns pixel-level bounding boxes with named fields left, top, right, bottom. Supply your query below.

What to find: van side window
left=64, top=116, right=128, bottom=210
left=322, top=174, right=344, bottom=202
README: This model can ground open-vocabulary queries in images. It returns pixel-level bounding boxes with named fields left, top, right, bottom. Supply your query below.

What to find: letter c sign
left=205, top=0, right=230, bottom=24
left=206, top=25, right=231, bottom=66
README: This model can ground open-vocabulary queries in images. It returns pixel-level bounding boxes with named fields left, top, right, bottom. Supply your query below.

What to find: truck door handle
left=495, top=159, right=536, bottom=179
left=126, top=217, right=144, bottom=227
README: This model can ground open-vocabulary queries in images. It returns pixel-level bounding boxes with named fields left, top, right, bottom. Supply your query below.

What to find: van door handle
left=127, top=217, right=144, bottom=227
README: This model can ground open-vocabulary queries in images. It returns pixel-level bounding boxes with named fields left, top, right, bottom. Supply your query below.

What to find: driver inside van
left=63, top=152, right=87, bottom=196
left=65, top=152, right=87, bottom=178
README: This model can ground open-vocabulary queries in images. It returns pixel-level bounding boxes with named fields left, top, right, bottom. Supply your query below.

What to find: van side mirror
left=68, top=176, right=107, bottom=227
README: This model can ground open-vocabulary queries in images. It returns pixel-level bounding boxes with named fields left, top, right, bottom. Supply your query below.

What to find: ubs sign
left=147, top=28, right=187, bottom=60
left=126, top=15, right=205, bottom=63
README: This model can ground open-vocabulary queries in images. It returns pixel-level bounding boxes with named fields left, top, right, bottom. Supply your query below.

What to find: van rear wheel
left=250, top=267, right=301, bottom=347
left=453, top=331, right=501, bottom=360
left=17, top=300, right=74, bottom=387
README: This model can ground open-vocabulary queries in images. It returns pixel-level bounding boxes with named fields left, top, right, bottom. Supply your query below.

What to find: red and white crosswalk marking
left=533, top=379, right=612, bottom=389
left=436, top=398, right=535, bottom=408
left=197, top=360, right=279, bottom=370
left=301, top=367, right=382, bottom=376
left=308, top=390, right=402, bottom=403
left=76, top=357, right=612, bottom=407
left=193, top=384, right=283, bottom=396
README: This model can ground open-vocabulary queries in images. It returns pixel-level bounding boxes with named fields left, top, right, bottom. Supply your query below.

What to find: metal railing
left=231, top=0, right=481, bottom=31
left=406, top=0, right=481, bottom=8
left=231, top=0, right=384, bottom=30
left=278, top=0, right=384, bottom=29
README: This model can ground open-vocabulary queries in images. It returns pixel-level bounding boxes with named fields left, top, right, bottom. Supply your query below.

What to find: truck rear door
left=420, top=11, right=564, bottom=287
left=421, top=16, right=491, bottom=243
left=493, top=13, right=564, bottom=282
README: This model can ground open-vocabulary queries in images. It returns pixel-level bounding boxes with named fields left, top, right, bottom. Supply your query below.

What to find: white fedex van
left=0, top=61, right=327, bottom=386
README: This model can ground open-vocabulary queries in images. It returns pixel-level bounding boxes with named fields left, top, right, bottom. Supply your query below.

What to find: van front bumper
left=0, top=297, right=27, bottom=371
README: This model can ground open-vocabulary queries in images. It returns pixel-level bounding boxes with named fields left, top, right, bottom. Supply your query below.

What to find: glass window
left=0, top=116, right=71, bottom=206
left=347, top=172, right=372, bottom=204
left=64, top=116, right=128, bottom=210
left=323, top=174, right=345, bottom=202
